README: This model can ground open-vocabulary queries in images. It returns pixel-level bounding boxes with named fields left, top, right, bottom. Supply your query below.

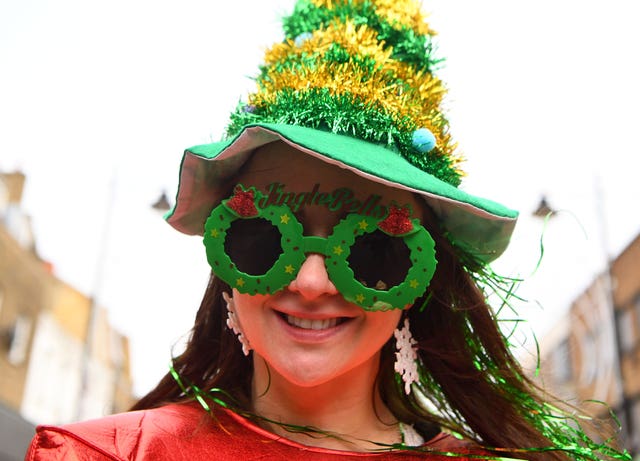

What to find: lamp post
left=75, top=173, right=117, bottom=421
left=76, top=185, right=174, bottom=420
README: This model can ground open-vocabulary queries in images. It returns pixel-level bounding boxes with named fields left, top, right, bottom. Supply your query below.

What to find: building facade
left=535, top=233, right=640, bottom=456
left=611, top=233, right=640, bottom=454
left=0, top=171, right=133, bottom=437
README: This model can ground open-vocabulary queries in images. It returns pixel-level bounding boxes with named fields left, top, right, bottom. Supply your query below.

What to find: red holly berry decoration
left=377, top=205, right=414, bottom=235
left=226, top=185, right=259, bottom=217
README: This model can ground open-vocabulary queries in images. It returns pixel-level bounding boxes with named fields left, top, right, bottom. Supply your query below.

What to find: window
left=578, top=333, right=598, bottom=385
left=618, top=308, right=636, bottom=353
left=8, top=314, right=32, bottom=365
left=630, top=398, right=640, bottom=451
left=635, top=294, right=640, bottom=338
left=553, top=339, right=573, bottom=383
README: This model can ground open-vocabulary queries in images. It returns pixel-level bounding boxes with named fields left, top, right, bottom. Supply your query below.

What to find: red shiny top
left=26, top=402, right=494, bottom=460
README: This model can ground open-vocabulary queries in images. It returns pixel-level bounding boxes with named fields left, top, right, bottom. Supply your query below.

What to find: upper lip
left=268, top=295, right=358, bottom=320
left=272, top=306, right=356, bottom=320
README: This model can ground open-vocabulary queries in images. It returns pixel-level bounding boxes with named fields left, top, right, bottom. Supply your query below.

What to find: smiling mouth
left=281, top=313, right=349, bottom=330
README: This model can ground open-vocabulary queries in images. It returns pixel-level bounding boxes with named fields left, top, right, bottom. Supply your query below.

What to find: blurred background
left=1, top=0, right=639, bottom=459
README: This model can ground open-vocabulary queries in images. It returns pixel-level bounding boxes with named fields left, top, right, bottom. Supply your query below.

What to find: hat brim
left=166, top=123, right=518, bottom=263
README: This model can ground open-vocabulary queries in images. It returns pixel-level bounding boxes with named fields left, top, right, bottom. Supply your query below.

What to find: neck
left=250, top=353, right=400, bottom=451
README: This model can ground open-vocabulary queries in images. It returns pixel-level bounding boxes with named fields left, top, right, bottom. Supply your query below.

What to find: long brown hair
left=132, top=204, right=596, bottom=460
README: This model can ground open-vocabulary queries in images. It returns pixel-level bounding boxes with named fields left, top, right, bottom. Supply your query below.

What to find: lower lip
left=274, top=312, right=352, bottom=343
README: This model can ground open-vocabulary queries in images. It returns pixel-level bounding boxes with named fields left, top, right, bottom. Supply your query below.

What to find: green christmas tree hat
left=166, top=0, right=518, bottom=263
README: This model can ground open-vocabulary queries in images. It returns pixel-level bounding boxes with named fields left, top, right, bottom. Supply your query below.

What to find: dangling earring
left=223, top=291, right=251, bottom=356
left=394, top=317, right=419, bottom=395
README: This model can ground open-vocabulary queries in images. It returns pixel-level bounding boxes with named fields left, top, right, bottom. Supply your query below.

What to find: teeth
left=286, top=315, right=338, bottom=330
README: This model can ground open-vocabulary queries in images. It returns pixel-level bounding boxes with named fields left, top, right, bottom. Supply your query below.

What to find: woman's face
left=231, top=141, right=423, bottom=388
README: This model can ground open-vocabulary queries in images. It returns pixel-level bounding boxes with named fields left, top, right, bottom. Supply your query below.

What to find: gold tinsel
left=264, top=20, right=389, bottom=68
left=257, top=20, right=457, bottom=165
left=308, top=0, right=432, bottom=37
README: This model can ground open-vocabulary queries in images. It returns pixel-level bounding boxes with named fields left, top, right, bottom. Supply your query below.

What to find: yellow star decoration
left=210, top=229, right=219, bottom=238
left=358, top=219, right=368, bottom=230
left=409, top=279, right=419, bottom=289
left=333, top=245, right=343, bottom=255
left=284, top=264, right=295, bottom=274
left=280, top=214, right=290, bottom=224
left=355, top=294, right=365, bottom=303
left=236, top=278, right=245, bottom=287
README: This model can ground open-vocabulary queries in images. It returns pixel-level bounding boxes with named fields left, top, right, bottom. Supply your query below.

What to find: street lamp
left=151, top=191, right=171, bottom=212
left=532, top=195, right=556, bottom=218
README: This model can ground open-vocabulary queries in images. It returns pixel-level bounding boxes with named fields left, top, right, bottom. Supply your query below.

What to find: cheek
left=366, top=310, right=403, bottom=344
left=232, top=292, right=267, bottom=336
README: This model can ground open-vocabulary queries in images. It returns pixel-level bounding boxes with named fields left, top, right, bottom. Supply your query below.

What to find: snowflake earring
left=394, top=317, right=419, bottom=395
left=223, top=291, right=251, bottom=356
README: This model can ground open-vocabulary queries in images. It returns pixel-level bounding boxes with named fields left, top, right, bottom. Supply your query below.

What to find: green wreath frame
left=203, top=186, right=437, bottom=311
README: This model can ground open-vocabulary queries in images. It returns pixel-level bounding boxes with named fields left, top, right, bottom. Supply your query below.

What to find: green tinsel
left=229, top=0, right=461, bottom=186
left=399, top=261, right=632, bottom=460
left=282, top=0, right=442, bottom=73
left=258, top=43, right=381, bottom=83
left=226, top=88, right=462, bottom=186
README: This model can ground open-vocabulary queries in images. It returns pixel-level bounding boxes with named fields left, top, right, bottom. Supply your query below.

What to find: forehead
left=236, top=141, right=422, bottom=211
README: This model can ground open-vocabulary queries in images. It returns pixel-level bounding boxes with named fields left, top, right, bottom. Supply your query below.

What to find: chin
left=275, top=359, right=344, bottom=388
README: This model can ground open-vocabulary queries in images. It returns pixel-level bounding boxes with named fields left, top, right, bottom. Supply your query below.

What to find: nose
left=288, top=253, right=338, bottom=300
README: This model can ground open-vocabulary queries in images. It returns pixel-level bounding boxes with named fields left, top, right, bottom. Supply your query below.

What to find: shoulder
left=25, top=402, right=231, bottom=460
left=25, top=404, right=499, bottom=460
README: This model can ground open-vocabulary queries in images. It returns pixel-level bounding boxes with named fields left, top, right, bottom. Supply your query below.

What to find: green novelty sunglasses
left=203, top=185, right=437, bottom=311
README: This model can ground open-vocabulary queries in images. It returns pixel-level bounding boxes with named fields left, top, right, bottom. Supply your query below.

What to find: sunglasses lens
left=347, top=230, right=411, bottom=290
left=224, top=218, right=283, bottom=275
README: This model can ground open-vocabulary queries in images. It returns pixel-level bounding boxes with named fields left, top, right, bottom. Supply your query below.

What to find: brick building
left=535, top=232, right=640, bottom=456
left=0, top=171, right=133, bottom=459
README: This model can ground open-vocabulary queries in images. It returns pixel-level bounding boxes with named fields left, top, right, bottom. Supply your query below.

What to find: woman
left=27, top=1, right=629, bottom=460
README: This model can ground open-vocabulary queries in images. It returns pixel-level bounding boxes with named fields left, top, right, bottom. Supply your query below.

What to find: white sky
left=1, top=0, right=639, bottom=397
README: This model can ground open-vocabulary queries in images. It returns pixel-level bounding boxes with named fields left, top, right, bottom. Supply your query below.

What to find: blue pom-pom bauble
left=294, top=32, right=313, bottom=47
left=412, top=128, right=437, bottom=153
